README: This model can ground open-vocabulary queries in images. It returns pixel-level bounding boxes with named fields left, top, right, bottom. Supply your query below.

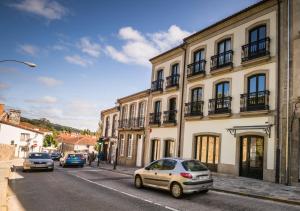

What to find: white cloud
left=119, top=27, right=145, bottom=42
left=150, top=25, right=190, bottom=51
left=78, top=37, right=101, bottom=58
left=65, top=55, right=92, bottom=67
left=25, top=96, right=58, bottom=104
left=18, top=44, right=39, bottom=56
left=10, top=0, right=68, bottom=21
left=52, top=44, right=67, bottom=51
left=105, top=25, right=191, bottom=66
left=37, top=76, right=63, bottom=87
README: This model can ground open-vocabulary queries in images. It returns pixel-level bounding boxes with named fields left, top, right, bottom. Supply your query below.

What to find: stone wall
left=0, top=144, right=14, bottom=161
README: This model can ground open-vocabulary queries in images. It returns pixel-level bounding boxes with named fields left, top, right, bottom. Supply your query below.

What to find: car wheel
left=134, top=175, right=143, bottom=189
left=22, top=169, right=27, bottom=173
left=171, top=182, right=183, bottom=199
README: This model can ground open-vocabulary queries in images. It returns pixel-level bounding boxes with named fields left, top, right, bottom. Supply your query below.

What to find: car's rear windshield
left=181, top=160, right=208, bottom=172
left=29, top=153, right=50, bottom=159
left=68, top=154, right=81, bottom=158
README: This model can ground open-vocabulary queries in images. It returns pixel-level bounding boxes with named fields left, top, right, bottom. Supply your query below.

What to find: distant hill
left=20, top=117, right=85, bottom=134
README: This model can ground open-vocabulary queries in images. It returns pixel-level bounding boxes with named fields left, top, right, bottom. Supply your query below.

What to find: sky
left=0, top=0, right=260, bottom=131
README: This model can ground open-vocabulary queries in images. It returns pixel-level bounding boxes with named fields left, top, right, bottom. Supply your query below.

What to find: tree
left=43, top=134, right=58, bottom=148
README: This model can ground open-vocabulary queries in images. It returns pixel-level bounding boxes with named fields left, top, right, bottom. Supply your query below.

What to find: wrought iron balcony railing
left=166, top=74, right=180, bottom=88
left=211, top=50, right=233, bottom=71
left=187, top=60, right=206, bottom=77
left=242, top=37, right=270, bottom=62
left=208, top=96, right=232, bottom=115
left=240, top=90, right=270, bottom=112
left=151, top=79, right=164, bottom=92
left=184, top=101, right=204, bottom=117
left=118, top=119, right=128, bottom=128
left=149, top=112, right=161, bottom=125
left=163, top=110, right=177, bottom=124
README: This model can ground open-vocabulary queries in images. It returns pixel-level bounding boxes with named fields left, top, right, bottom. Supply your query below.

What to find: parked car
left=23, top=152, right=54, bottom=172
left=50, top=152, right=62, bottom=161
left=59, top=153, right=85, bottom=168
left=134, top=158, right=213, bottom=198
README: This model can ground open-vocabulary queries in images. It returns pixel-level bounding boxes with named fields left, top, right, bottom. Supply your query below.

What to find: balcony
left=242, top=37, right=270, bottom=63
left=163, top=110, right=177, bottom=125
left=118, top=119, right=128, bottom=128
left=151, top=79, right=164, bottom=92
left=166, top=74, right=180, bottom=89
left=149, top=112, right=161, bottom=125
left=208, top=96, right=232, bottom=116
left=119, top=117, right=145, bottom=129
left=210, top=50, right=233, bottom=72
left=187, top=60, right=206, bottom=78
left=185, top=101, right=204, bottom=117
left=240, top=90, right=270, bottom=113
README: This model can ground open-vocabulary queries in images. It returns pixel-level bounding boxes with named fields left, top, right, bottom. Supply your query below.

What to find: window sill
left=185, top=115, right=203, bottom=121
left=165, top=85, right=179, bottom=92
left=241, top=54, right=270, bottom=67
left=208, top=112, right=231, bottom=118
left=210, top=64, right=233, bottom=75
left=187, top=72, right=206, bottom=82
left=240, top=109, right=269, bottom=116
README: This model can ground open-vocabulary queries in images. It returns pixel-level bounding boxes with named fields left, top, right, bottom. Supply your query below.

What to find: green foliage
left=43, top=135, right=58, bottom=147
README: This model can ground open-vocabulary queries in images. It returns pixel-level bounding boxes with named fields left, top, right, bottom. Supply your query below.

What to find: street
left=7, top=163, right=300, bottom=211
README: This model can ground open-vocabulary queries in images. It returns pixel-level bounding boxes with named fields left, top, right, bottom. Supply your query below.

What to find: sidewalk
left=94, top=162, right=300, bottom=206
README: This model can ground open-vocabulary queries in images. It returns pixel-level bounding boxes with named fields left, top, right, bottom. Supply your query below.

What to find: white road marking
left=73, top=174, right=181, bottom=211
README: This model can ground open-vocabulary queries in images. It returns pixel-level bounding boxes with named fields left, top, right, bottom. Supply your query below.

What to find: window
left=248, top=74, right=266, bottom=93
left=171, top=64, right=179, bottom=76
left=157, top=69, right=163, bottom=80
left=194, top=135, right=220, bottom=171
left=217, top=39, right=231, bottom=66
left=154, top=101, right=161, bottom=114
left=148, top=160, right=163, bottom=170
left=112, top=114, right=117, bottom=137
left=249, top=25, right=266, bottom=43
left=191, top=87, right=203, bottom=102
left=151, top=139, right=161, bottom=161
left=138, top=102, right=145, bottom=118
left=162, top=159, right=177, bottom=170
left=129, top=104, right=135, bottom=120
left=121, top=106, right=127, bottom=120
left=169, top=98, right=176, bottom=111
left=119, top=134, right=125, bottom=156
left=20, top=133, right=30, bottom=142
left=164, top=140, right=175, bottom=157
left=182, top=160, right=208, bottom=172
left=127, top=134, right=133, bottom=158
left=216, top=82, right=229, bottom=98
left=193, top=49, right=205, bottom=72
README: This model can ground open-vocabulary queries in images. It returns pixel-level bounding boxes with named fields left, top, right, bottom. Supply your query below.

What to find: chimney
left=0, top=104, right=4, bottom=116
left=8, top=109, right=21, bottom=125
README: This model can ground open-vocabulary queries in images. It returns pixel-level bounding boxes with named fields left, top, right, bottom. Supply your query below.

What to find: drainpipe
left=285, top=0, right=291, bottom=186
left=177, top=44, right=187, bottom=158
left=275, top=0, right=281, bottom=184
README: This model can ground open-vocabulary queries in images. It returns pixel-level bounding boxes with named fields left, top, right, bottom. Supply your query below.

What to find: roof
left=0, top=120, right=46, bottom=134
left=56, top=133, right=97, bottom=146
left=117, top=89, right=150, bottom=104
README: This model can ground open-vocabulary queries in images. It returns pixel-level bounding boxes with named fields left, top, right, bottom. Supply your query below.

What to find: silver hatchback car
left=134, top=158, right=213, bottom=198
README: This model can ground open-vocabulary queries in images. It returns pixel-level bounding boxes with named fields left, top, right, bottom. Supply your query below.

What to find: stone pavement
left=94, top=162, right=300, bottom=206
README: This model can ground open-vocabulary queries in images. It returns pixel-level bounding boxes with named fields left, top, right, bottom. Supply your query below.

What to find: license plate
left=197, top=175, right=209, bottom=180
left=35, top=164, right=46, bottom=167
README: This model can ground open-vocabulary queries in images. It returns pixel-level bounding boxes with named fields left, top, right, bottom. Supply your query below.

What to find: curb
left=212, top=188, right=300, bottom=206
left=97, top=166, right=300, bottom=206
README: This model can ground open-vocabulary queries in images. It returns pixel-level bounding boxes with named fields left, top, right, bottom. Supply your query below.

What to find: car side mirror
left=145, top=166, right=150, bottom=170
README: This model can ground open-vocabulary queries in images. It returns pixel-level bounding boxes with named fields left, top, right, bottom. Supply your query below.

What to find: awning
left=226, top=124, right=273, bottom=138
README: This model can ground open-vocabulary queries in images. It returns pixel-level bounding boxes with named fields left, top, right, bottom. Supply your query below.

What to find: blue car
left=60, top=153, right=85, bottom=168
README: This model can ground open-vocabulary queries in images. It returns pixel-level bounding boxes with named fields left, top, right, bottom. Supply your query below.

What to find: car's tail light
left=180, top=172, right=193, bottom=179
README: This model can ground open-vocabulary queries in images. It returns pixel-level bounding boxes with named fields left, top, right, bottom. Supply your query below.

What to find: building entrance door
left=240, top=135, right=264, bottom=180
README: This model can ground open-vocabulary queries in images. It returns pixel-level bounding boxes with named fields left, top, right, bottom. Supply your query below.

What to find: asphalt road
left=8, top=163, right=300, bottom=211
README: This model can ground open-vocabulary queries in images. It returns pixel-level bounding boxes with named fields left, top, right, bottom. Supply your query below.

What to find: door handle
left=155, top=172, right=157, bottom=175
left=169, top=173, right=172, bottom=176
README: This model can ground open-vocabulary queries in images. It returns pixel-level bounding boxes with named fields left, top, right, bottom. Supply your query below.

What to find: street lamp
left=0, top=60, right=37, bottom=68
